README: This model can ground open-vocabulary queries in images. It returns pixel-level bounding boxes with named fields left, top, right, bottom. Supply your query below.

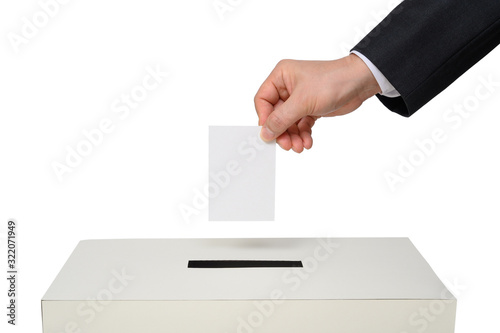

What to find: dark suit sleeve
left=351, top=0, right=500, bottom=117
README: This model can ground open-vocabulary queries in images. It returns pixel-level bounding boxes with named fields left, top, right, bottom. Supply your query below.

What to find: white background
left=1, top=0, right=499, bottom=332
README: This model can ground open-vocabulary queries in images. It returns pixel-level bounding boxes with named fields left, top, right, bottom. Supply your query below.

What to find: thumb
left=260, top=95, right=305, bottom=142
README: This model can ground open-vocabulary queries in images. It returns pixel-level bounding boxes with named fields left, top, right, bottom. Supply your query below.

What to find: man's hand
left=255, top=54, right=381, bottom=152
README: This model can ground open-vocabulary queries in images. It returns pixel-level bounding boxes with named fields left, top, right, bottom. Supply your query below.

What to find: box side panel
left=42, top=299, right=456, bottom=333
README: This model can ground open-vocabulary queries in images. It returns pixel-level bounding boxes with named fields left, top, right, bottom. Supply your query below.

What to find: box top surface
left=43, top=238, right=454, bottom=301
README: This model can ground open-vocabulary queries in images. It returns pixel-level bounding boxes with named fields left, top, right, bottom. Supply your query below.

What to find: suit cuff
left=351, top=50, right=400, bottom=98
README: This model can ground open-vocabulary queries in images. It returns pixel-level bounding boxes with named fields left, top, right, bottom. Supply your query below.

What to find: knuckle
left=276, top=59, right=291, bottom=68
left=268, top=112, right=287, bottom=132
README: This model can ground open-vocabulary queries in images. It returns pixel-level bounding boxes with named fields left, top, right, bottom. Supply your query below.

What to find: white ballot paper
left=209, top=126, right=276, bottom=221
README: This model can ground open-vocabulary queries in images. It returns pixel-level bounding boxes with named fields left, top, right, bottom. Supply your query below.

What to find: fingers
left=260, top=93, right=305, bottom=142
left=275, top=116, right=316, bottom=153
left=287, top=123, right=304, bottom=153
left=255, top=80, right=280, bottom=126
left=276, top=132, right=292, bottom=151
left=254, top=60, right=316, bottom=152
left=297, top=116, right=315, bottom=150
left=254, top=65, right=290, bottom=126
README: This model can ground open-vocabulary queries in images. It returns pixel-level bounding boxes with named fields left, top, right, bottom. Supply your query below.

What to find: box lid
left=42, top=238, right=454, bottom=301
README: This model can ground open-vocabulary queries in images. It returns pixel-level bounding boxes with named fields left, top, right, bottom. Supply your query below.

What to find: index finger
left=254, top=64, right=291, bottom=125
left=254, top=78, right=280, bottom=126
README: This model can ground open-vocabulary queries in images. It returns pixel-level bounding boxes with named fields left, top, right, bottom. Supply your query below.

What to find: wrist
left=346, top=53, right=382, bottom=100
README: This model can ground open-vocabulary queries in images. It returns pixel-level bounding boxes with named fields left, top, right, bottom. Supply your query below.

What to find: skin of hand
left=255, top=53, right=381, bottom=153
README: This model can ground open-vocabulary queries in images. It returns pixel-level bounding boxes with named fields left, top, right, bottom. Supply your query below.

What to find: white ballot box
left=42, top=238, right=456, bottom=333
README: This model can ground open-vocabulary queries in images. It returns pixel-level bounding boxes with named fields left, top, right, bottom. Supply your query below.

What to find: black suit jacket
left=352, top=0, right=500, bottom=117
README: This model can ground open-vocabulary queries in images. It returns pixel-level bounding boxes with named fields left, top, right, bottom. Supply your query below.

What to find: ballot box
left=42, top=238, right=456, bottom=333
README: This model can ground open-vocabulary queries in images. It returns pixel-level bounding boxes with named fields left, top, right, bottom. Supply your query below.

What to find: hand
left=255, top=54, right=381, bottom=152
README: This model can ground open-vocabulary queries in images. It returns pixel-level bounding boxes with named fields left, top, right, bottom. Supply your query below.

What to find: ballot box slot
left=188, top=260, right=303, bottom=268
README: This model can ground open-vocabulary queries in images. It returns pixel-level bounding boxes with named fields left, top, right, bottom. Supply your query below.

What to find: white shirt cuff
left=351, top=50, right=400, bottom=98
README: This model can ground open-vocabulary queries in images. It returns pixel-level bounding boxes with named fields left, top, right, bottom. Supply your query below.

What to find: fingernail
left=260, top=127, right=275, bottom=142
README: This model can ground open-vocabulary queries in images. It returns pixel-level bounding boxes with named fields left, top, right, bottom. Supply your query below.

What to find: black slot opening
left=188, top=260, right=303, bottom=268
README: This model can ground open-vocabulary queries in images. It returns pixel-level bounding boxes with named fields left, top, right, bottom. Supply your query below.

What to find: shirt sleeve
left=351, top=50, right=401, bottom=98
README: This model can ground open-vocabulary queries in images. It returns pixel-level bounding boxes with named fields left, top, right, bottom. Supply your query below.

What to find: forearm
left=352, top=0, right=500, bottom=116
